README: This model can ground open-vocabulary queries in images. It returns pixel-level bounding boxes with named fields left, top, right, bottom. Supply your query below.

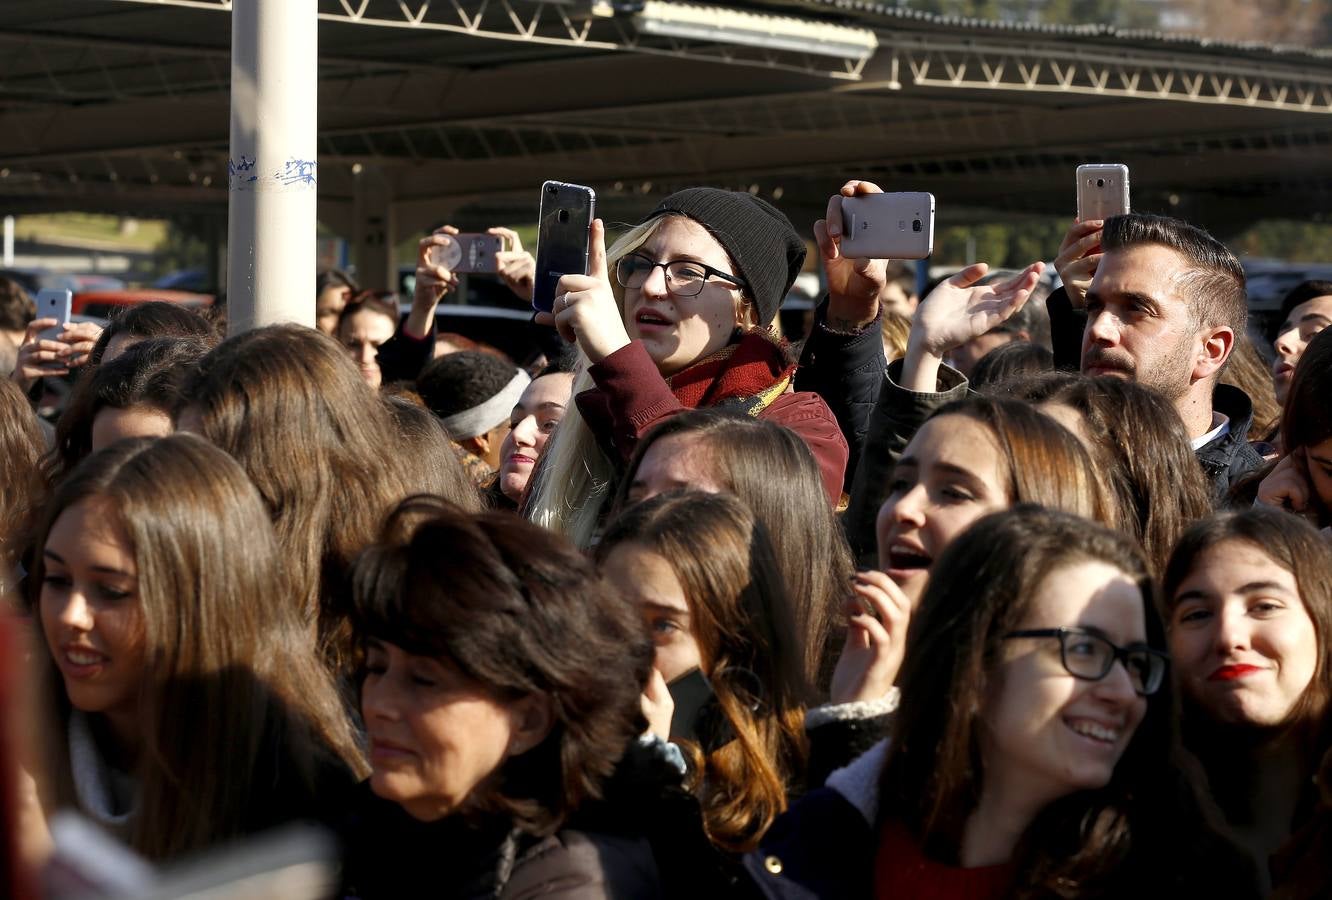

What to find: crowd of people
left=1, top=177, right=1331, bottom=899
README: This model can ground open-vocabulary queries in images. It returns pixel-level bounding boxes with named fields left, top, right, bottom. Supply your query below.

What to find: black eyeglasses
left=615, top=253, right=747, bottom=297
left=1003, top=627, right=1169, bottom=697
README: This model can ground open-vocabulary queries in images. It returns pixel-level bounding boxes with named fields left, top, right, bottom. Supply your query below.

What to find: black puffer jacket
left=794, top=299, right=887, bottom=494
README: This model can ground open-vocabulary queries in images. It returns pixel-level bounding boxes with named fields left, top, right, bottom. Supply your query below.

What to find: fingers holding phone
left=817, top=180, right=893, bottom=329
left=550, top=219, right=629, bottom=363
left=1055, top=219, right=1104, bottom=310
left=489, top=227, right=536, bottom=302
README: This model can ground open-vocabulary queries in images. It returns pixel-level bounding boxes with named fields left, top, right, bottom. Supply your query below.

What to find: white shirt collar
left=1190, top=411, right=1230, bottom=451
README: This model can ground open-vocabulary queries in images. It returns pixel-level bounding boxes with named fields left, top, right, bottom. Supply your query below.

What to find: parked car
left=72, top=289, right=213, bottom=319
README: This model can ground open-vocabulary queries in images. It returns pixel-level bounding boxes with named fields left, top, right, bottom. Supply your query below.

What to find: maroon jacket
left=576, top=341, right=849, bottom=505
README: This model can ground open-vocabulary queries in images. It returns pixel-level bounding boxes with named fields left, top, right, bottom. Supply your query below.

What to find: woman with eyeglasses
left=747, top=506, right=1258, bottom=899
left=527, top=188, right=848, bottom=547
left=1163, top=508, right=1332, bottom=895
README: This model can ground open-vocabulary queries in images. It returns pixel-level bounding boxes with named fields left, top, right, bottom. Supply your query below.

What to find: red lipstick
left=1208, top=664, right=1263, bottom=682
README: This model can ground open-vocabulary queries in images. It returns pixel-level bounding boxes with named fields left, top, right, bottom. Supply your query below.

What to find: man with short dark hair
left=1056, top=213, right=1263, bottom=499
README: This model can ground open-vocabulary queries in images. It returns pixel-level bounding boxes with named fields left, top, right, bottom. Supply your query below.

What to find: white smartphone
left=838, top=192, right=935, bottom=260
left=1076, top=164, right=1131, bottom=221
left=36, top=288, right=72, bottom=342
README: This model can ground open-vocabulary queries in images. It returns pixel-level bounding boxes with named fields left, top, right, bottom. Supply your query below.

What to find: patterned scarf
left=666, top=330, right=795, bottom=416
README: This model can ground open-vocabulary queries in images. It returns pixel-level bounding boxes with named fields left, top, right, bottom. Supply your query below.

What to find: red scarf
left=667, top=331, right=795, bottom=415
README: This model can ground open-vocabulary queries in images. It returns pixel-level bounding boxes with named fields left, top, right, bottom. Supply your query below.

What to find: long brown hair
left=1002, top=373, right=1212, bottom=575
left=612, top=409, right=854, bottom=684
left=927, top=395, right=1116, bottom=527
left=598, top=491, right=809, bottom=852
left=1282, top=328, right=1332, bottom=527
left=30, top=435, right=365, bottom=860
left=883, top=505, right=1244, bottom=896
left=1163, top=508, right=1332, bottom=824
left=179, top=324, right=429, bottom=657
left=0, top=379, right=45, bottom=596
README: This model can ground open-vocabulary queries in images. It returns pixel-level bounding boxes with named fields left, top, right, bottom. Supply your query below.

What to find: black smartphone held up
left=1076, top=164, right=1131, bottom=221
left=532, top=180, right=595, bottom=313
left=666, top=668, right=715, bottom=744
left=426, top=233, right=504, bottom=274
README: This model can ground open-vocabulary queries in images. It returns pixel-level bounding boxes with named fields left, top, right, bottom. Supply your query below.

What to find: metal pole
left=226, top=0, right=318, bottom=334
left=2, top=216, right=13, bottom=267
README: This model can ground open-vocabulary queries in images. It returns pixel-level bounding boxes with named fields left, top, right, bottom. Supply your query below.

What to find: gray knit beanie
left=643, top=188, right=806, bottom=327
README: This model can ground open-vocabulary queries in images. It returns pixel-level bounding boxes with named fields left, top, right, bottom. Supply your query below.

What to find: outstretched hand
left=815, top=179, right=889, bottom=331
left=535, top=219, right=630, bottom=364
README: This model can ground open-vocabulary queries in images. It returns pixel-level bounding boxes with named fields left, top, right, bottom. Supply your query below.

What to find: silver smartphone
left=426, top=233, right=504, bottom=274
left=36, top=288, right=72, bottom=342
left=533, top=181, right=596, bottom=313
left=838, top=192, right=935, bottom=260
left=1076, top=164, right=1131, bottom=221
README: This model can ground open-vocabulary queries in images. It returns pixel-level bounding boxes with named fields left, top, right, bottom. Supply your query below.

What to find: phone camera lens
left=912, top=219, right=922, bottom=233
left=1096, top=178, right=1105, bottom=188
left=557, top=209, right=570, bottom=224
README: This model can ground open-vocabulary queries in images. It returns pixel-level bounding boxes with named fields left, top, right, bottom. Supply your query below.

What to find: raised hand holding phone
left=815, top=180, right=891, bottom=331
left=829, top=570, right=911, bottom=705
left=406, top=226, right=462, bottom=340
left=488, top=226, right=535, bottom=302
left=901, top=261, right=1045, bottom=392
left=1054, top=219, right=1104, bottom=310
left=542, top=219, right=631, bottom=364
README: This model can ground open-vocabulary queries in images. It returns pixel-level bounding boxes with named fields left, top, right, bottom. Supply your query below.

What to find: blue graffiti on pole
left=228, top=155, right=258, bottom=187
left=277, top=158, right=318, bottom=187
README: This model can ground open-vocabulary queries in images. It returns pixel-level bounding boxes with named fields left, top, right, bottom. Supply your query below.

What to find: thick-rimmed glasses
left=615, top=253, right=747, bottom=297
left=1004, top=627, right=1169, bottom=696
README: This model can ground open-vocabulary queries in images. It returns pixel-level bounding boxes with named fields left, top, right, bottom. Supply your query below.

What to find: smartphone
left=1076, top=164, right=1131, bottom=221
left=36, top=288, right=72, bottom=342
left=838, top=192, right=935, bottom=260
left=532, top=180, right=596, bottom=313
left=426, top=233, right=504, bottom=274
left=666, top=668, right=714, bottom=744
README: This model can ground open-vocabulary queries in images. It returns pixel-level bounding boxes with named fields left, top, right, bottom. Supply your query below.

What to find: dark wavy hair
left=349, top=496, right=652, bottom=836
left=1281, top=328, right=1332, bottom=526
left=88, top=301, right=216, bottom=366
left=880, top=505, right=1252, bottom=896
left=47, top=337, right=210, bottom=484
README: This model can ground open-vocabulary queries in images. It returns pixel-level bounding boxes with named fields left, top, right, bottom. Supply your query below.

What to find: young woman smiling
left=749, top=506, right=1257, bottom=899
left=527, top=188, right=848, bottom=547
left=1164, top=508, right=1332, bottom=893
left=30, top=435, right=364, bottom=860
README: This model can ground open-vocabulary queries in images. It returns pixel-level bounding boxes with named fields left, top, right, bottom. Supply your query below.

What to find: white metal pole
left=2, top=216, right=13, bottom=267
left=226, top=0, right=318, bottom=334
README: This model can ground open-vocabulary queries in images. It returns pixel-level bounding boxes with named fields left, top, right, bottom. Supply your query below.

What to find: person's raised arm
left=900, top=261, right=1044, bottom=393
left=541, top=219, right=630, bottom=364
left=1053, top=219, right=1103, bottom=310
left=816, top=180, right=889, bottom=332
left=404, top=226, right=460, bottom=340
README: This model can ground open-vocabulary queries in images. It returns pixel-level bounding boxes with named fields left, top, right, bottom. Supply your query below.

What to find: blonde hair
left=527, top=216, right=760, bottom=546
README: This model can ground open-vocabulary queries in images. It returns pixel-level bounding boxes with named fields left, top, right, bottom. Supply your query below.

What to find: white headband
left=438, top=369, right=531, bottom=440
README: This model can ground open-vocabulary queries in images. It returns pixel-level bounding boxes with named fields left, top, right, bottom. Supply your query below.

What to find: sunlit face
left=600, top=542, right=702, bottom=684
left=1169, top=540, right=1319, bottom=728
left=875, top=414, right=1009, bottom=606
left=340, top=309, right=397, bottom=389
left=983, top=560, right=1150, bottom=811
left=497, top=372, right=575, bottom=502
left=1272, top=294, right=1332, bottom=404
left=91, top=404, right=173, bottom=453
left=625, top=433, right=726, bottom=507
left=361, top=639, right=546, bottom=822
left=622, top=217, right=749, bottom=377
left=316, top=285, right=352, bottom=336
left=39, top=497, right=146, bottom=738
left=1082, top=244, right=1204, bottom=403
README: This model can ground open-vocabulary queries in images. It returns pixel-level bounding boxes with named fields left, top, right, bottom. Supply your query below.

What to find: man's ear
left=1194, top=325, right=1234, bottom=381
left=506, top=693, right=554, bottom=757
